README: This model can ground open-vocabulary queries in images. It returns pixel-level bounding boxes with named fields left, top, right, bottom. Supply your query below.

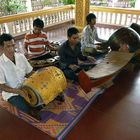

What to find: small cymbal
left=46, top=58, right=55, bottom=63
left=54, top=56, right=60, bottom=60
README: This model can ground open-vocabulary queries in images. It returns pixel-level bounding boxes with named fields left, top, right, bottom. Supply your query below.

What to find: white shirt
left=0, top=53, right=33, bottom=101
left=81, top=25, right=106, bottom=50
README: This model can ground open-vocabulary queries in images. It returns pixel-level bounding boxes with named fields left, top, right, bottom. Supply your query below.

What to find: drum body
left=108, top=27, right=140, bottom=52
left=130, top=23, right=140, bottom=36
left=22, top=66, right=67, bottom=106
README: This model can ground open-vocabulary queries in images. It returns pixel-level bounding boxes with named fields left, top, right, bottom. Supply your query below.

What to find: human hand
left=69, top=64, right=80, bottom=71
left=17, top=89, right=30, bottom=103
left=96, top=45, right=102, bottom=50
left=119, top=44, right=129, bottom=52
left=87, top=56, right=96, bottom=62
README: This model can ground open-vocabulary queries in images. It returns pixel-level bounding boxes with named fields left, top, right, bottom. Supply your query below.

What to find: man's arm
left=20, top=54, right=34, bottom=77
left=95, top=28, right=107, bottom=43
left=25, top=70, right=34, bottom=78
left=0, top=84, right=25, bottom=97
left=58, top=45, right=70, bottom=69
left=23, top=34, right=29, bottom=54
left=78, top=43, right=96, bottom=62
left=47, top=44, right=58, bottom=51
left=78, top=43, right=88, bottom=61
left=24, top=44, right=28, bottom=53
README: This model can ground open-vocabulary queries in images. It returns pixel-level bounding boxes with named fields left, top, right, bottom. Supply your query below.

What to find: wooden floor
left=15, top=24, right=116, bottom=47
left=1, top=26, right=140, bottom=140
left=1, top=66, right=140, bottom=140
left=66, top=67, right=140, bottom=140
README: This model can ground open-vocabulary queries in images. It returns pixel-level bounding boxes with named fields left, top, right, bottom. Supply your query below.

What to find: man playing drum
left=0, top=33, right=43, bottom=119
left=0, top=33, right=66, bottom=120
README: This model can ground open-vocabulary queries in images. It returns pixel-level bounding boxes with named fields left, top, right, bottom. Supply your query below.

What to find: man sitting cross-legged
left=58, top=27, right=96, bottom=83
left=24, top=18, right=57, bottom=58
left=0, top=33, right=44, bottom=120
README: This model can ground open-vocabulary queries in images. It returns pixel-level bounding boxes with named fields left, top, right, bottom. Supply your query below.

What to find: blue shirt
left=58, top=40, right=87, bottom=69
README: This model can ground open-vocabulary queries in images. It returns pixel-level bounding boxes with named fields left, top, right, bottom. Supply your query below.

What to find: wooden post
left=26, top=0, right=32, bottom=12
left=75, top=0, right=90, bottom=32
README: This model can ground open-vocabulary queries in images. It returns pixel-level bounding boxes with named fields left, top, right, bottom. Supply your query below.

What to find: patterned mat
left=0, top=83, right=105, bottom=140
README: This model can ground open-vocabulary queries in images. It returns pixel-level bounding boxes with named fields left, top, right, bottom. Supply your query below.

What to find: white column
left=26, top=0, right=32, bottom=12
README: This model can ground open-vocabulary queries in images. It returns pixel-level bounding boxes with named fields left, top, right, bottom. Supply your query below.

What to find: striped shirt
left=24, top=30, right=49, bottom=55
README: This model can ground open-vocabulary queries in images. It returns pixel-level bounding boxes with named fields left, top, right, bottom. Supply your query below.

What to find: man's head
left=33, top=18, right=44, bottom=34
left=86, top=13, right=96, bottom=27
left=0, top=33, right=15, bottom=59
left=67, top=27, right=79, bottom=45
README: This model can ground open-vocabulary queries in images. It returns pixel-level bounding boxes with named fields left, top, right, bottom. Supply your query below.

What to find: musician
left=24, top=18, right=57, bottom=56
left=81, top=13, right=107, bottom=56
left=58, top=27, right=95, bottom=82
left=0, top=33, right=42, bottom=120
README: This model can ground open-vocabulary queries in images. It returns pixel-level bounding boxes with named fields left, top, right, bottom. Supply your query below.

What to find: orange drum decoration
left=22, top=66, right=67, bottom=106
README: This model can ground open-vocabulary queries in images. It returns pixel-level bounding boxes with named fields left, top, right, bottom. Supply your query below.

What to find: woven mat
left=0, top=83, right=105, bottom=140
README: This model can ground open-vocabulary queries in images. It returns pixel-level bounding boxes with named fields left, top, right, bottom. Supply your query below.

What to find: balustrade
left=91, top=6, right=140, bottom=28
left=0, top=5, right=74, bottom=37
left=0, top=5, right=140, bottom=38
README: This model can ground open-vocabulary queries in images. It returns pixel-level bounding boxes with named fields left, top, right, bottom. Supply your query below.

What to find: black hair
left=86, top=13, right=96, bottom=24
left=0, top=33, right=14, bottom=46
left=67, top=27, right=79, bottom=37
left=33, top=18, right=44, bottom=28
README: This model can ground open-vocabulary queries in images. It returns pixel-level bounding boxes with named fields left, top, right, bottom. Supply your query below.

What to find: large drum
left=79, top=51, right=134, bottom=93
left=86, top=51, right=134, bottom=79
left=108, top=27, right=140, bottom=52
left=130, top=23, right=140, bottom=36
left=22, top=66, right=67, bottom=106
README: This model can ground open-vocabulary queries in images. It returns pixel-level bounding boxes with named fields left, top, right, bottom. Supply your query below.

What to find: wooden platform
left=0, top=67, right=140, bottom=140
left=1, top=25, right=140, bottom=140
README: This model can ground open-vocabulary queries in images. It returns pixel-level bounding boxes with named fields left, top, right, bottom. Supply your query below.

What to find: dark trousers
left=8, top=95, right=30, bottom=113
left=8, top=95, right=43, bottom=113
left=62, top=63, right=96, bottom=82
left=63, top=68, right=78, bottom=82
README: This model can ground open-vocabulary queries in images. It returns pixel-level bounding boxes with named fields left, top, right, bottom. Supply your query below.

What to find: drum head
left=22, top=86, right=38, bottom=106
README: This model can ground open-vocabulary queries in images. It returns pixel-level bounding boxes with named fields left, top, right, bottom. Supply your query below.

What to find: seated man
left=0, top=33, right=41, bottom=120
left=81, top=13, right=107, bottom=56
left=58, top=27, right=95, bottom=82
left=24, top=18, right=57, bottom=57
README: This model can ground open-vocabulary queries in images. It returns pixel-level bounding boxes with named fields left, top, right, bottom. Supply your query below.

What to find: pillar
left=75, top=0, right=90, bottom=31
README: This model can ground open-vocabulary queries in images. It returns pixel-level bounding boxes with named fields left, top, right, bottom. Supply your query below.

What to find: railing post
left=26, top=0, right=32, bottom=12
left=5, top=22, right=14, bottom=34
left=75, top=0, right=90, bottom=31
